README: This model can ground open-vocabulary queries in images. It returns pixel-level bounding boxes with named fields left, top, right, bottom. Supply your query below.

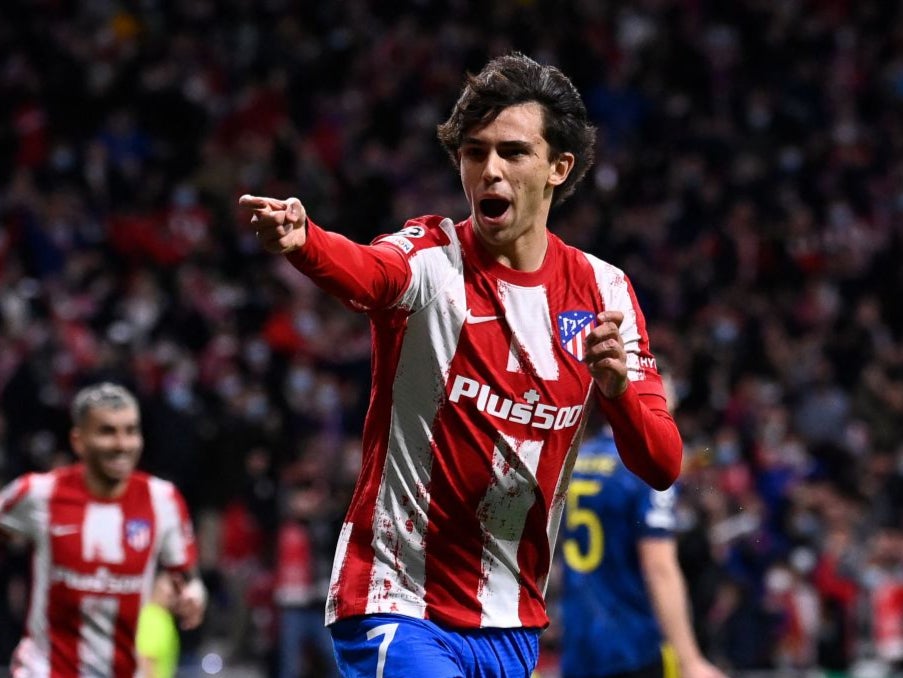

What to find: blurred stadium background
left=2, top=0, right=903, bottom=676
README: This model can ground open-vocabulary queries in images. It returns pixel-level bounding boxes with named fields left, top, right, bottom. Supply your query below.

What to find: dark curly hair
left=437, top=52, right=597, bottom=207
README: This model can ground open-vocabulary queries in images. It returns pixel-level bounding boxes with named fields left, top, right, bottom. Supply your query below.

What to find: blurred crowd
left=2, top=0, right=903, bottom=675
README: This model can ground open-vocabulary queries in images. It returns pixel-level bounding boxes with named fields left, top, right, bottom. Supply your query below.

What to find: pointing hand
left=238, top=194, right=308, bottom=254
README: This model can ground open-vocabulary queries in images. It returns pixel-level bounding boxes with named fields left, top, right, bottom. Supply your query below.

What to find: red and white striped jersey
left=287, top=215, right=681, bottom=630
left=0, top=464, right=197, bottom=677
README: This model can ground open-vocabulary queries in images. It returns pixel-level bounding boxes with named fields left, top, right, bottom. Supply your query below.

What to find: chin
left=475, top=217, right=510, bottom=239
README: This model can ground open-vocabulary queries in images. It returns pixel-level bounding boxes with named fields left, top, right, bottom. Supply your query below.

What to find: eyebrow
left=95, top=420, right=140, bottom=432
left=461, top=137, right=535, bottom=152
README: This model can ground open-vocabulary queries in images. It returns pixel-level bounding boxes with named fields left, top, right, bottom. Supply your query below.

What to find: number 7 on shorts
left=366, top=623, right=399, bottom=678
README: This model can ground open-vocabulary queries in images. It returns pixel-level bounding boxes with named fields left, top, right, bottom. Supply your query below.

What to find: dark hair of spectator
left=436, top=52, right=597, bottom=207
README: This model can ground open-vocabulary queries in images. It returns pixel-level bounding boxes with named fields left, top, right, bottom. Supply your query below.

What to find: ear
left=70, top=427, right=85, bottom=460
left=548, top=152, right=575, bottom=187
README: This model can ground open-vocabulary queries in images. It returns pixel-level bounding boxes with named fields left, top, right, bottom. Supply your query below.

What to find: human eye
left=501, top=145, right=529, bottom=159
left=461, top=146, right=486, bottom=160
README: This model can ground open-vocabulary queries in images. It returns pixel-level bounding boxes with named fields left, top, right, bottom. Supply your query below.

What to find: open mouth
left=480, top=198, right=510, bottom=219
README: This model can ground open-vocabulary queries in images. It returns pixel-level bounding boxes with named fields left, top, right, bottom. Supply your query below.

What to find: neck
left=474, top=224, right=549, bottom=272
left=501, top=234, right=548, bottom=271
left=82, top=468, right=128, bottom=499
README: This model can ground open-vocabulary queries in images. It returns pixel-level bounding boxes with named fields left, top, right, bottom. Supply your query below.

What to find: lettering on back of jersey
left=573, top=455, right=617, bottom=475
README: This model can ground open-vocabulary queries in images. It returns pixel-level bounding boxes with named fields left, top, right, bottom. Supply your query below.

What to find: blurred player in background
left=136, top=570, right=181, bottom=678
left=240, top=52, right=681, bottom=678
left=558, top=374, right=725, bottom=678
left=0, top=382, right=207, bottom=677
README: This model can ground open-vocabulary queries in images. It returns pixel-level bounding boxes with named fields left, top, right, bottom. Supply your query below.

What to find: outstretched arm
left=238, top=194, right=411, bottom=310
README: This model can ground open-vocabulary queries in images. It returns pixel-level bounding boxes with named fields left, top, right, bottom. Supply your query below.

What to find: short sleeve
left=0, top=475, right=39, bottom=537
left=637, top=484, right=677, bottom=538
left=150, top=479, right=198, bottom=571
left=372, top=216, right=461, bottom=313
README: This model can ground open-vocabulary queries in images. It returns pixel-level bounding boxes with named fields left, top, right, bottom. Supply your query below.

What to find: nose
left=113, top=430, right=137, bottom=450
left=481, top=150, right=502, bottom=184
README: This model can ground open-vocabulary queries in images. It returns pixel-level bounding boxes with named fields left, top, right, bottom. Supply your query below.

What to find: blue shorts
left=330, top=614, right=541, bottom=678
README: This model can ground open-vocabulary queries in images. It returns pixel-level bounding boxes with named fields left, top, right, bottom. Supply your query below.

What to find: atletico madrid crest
left=125, top=519, right=151, bottom=551
left=558, top=311, right=596, bottom=361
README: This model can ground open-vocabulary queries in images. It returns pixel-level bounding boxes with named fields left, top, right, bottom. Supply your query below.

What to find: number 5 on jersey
left=563, top=480, right=603, bottom=572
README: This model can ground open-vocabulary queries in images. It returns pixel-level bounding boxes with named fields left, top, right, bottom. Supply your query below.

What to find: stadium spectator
left=136, top=570, right=182, bottom=678
left=273, top=482, right=340, bottom=678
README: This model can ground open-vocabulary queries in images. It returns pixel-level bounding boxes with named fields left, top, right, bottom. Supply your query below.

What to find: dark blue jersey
left=559, top=431, right=677, bottom=677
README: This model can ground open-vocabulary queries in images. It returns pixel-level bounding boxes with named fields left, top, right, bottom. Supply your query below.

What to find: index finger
left=597, top=310, right=624, bottom=326
left=238, top=194, right=287, bottom=211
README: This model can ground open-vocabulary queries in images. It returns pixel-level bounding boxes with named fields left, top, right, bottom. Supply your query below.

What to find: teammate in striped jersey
left=0, top=382, right=207, bottom=677
left=240, top=52, right=682, bottom=678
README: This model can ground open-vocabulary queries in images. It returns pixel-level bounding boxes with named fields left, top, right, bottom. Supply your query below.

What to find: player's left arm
left=0, top=474, right=39, bottom=539
left=155, top=481, right=207, bottom=629
left=585, top=292, right=681, bottom=489
left=639, top=538, right=728, bottom=678
left=170, top=568, right=207, bottom=630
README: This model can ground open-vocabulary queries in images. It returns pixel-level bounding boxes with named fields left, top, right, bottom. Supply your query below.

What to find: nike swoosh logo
left=465, top=309, right=503, bottom=325
left=50, top=525, right=80, bottom=537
